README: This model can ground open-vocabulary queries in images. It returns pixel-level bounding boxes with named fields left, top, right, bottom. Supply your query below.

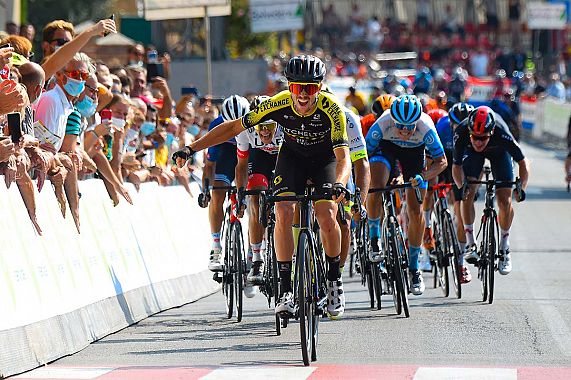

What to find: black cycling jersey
left=453, top=113, right=525, bottom=165
left=241, top=90, right=348, bottom=158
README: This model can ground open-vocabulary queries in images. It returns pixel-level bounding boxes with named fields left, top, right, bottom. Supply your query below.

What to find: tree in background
left=225, top=0, right=278, bottom=59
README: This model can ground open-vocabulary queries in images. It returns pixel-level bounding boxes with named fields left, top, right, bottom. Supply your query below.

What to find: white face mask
left=111, top=117, right=126, bottom=130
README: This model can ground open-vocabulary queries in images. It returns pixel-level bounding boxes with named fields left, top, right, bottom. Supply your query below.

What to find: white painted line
left=13, top=367, right=115, bottom=379
left=414, top=367, right=517, bottom=380
left=200, top=366, right=316, bottom=380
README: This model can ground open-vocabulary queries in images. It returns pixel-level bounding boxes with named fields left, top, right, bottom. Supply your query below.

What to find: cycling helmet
left=468, top=106, right=495, bottom=135
left=390, top=95, right=423, bottom=125
left=250, top=95, right=270, bottom=109
left=372, top=94, right=395, bottom=116
left=221, top=95, right=250, bottom=121
left=284, top=54, right=326, bottom=83
left=427, top=108, right=448, bottom=125
left=448, top=102, right=475, bottom=124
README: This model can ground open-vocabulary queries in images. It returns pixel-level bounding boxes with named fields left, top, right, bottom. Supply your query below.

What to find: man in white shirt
left=35, top=52, right=91, bottom=152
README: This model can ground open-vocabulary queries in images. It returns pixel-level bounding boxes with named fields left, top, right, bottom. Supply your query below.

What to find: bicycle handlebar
left=369, top=182, right=423, bottom=204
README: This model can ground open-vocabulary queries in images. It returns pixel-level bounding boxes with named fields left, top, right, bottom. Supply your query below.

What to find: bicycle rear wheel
left=371, top=263, right=383, bottom=310
left=358, top=220, right=375, bottom=309
left=443, top=212, right=462, bottom=299
left=297, top=232, right=313, bottom=366
left=487, top=212, right=498, bottom=304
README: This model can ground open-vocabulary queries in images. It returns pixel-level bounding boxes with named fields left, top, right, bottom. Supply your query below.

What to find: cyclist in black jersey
left=172, top=55, right=352, bottom=319
left=452, top=106, right=530, bottom=275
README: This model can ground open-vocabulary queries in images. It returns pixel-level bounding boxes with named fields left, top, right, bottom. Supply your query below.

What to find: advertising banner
left=250, top=0, right=304, bottom=33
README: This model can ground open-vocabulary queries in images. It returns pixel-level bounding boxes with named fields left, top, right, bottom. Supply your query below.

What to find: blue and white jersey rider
left=366, top=110, right=444, bottom=160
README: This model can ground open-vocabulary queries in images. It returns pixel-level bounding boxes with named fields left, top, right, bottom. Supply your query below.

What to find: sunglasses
left=85, top=84, right=98, bottom=96
left=395, top=123, right=416, bottom=131
left=255, top=121, right=277, bottom=132
left=470, top=133, right=491, bottom=142
left=65, top=70, right=89, bottom=81
left=289, top=82, right=321, bottom=96
left=51, top=38, right=70, bottom=47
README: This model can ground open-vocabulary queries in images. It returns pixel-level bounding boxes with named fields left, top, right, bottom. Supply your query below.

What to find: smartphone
left=146, top=62, right=164, bottom=83
left=7, top=112, right=22, bottom=143
left=100, top=109, right=112, bottom=122
left=104, top=15, right=115, bottom=37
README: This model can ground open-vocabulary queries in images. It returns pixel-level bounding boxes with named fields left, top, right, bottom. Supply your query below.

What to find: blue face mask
left=166, top=133, right=175, bottom=147
left=140, top=121, right=156, bottom=136
left=63, top=76, right=85, bottom=97
left=187, top=124, right=200, bottom=136
left=76, top=95, right=97, bottom=117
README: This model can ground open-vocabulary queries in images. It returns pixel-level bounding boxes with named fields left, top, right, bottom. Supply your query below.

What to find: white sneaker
left=208, top=248, right=223, bottom=271
left=464, top=244, right=479, bottom=265
left=369, top=237, right=382, bottom=263
left=326, top=279, right=345, bottom=319
left=498, top=250, right=512, bottom=275
left=275, top=291, right=295, bottom=316
left=244, top=283, right=258, bottom=298
left=410, top=270, right=425, bottom=296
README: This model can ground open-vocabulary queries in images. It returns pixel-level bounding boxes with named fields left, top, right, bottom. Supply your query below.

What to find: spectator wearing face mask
left=34, top=52, right=91, bottom=153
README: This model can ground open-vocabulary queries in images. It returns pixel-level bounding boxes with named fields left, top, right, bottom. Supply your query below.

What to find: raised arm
left=42, top=19, right=116, bottom=79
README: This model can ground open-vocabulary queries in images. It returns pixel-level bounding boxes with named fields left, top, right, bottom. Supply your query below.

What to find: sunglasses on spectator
left=255, top=121, right=277, bottom=132
left=395, top=123, right=416, bottom=131
left=289, top=82, right=321, bottom=96
left=65, top=70, right=89, bottom=81
left=85, top=84, right=98, bottom=96
left=470, top=133, right=491, bottom=142
left=51, top=38, right=70, bottom=46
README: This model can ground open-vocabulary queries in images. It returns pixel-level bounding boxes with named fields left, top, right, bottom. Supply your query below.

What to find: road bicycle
left=429, top=183, right=462, bottom=299
left=259, top=184, right=346, bottom=366
left=351, top=187, right=376, bottom=309
left=467, top=167, right=521, bottom=304
left=204, top=181, right=246, bottom=322
left=369, top=183, right=422, bottom=318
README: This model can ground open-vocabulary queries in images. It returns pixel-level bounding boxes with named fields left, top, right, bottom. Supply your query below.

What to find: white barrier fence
left=0, top=180, right=219, bottom=378
left=519, top=97, right=570, bottom=141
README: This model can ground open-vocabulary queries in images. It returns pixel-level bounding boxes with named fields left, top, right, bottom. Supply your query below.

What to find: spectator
left=127, top=43, right=145, bottom=67
left=345, top=86, right=367, bottom=115
left=483, top=0, right=499, bottom=42
left=41, top=20, right=74, bottom=62
left=508, top=0, right=523, bottom=48
left=320, top=4, right=342, bottom=49
left=5, top=21, right=19, bottom=35
left=35, top=52, right=90, bottom=152
left=20, top=24, right=35, bottom=43
left=417, top=0, right=430, bottom=30
left=366, top=16, right=383, bottom=52
left=546, top=73, right=566, bottom=100
left=128, top=66, right=147, bottom=98
left=470, top=47, right=489, bottom=77
left=0, top=35, right=33, bottom=60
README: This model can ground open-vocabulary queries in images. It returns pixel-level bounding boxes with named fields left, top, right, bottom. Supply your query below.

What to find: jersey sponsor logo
left=325, top=102, right=343, bottom=134
left=321, top=97, right=330, bottom=109
left=274, top=175, right=283, bottom=185
left=425, top=133, right=435, bottom=145
left=259, top=98, right=289, bottom=113
left=372, top=131, right=381, bottom=140
left=312, top=113, right=321, bottom=120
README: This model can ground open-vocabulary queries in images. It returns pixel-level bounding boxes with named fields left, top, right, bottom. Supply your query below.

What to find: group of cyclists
left=172, top=54, right=530, bottom=321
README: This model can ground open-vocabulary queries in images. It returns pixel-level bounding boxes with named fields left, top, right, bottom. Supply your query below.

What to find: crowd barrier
left=0, top=179, right=219, bottom=378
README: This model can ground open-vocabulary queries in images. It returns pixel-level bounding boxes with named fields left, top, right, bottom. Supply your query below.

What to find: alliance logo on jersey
left=312, top=114, right=321, bottom=121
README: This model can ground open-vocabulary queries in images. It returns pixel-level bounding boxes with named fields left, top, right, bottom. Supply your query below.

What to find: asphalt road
left=13, top=142, right=571, bottom=379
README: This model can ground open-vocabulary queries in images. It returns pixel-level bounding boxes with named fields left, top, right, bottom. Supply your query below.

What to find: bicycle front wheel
left=393, top=225, right=410, bottom=318
left=224, top=225, right=234, bottom=319
left=232, top=222, right=244, bottom=322
left=487, top=211, right=498, bottom=304
left=267, top=228, right=281, bottom=335
left=297, top=232, right=314, bottom=366
left=443, top=211, right=462, bottom=299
